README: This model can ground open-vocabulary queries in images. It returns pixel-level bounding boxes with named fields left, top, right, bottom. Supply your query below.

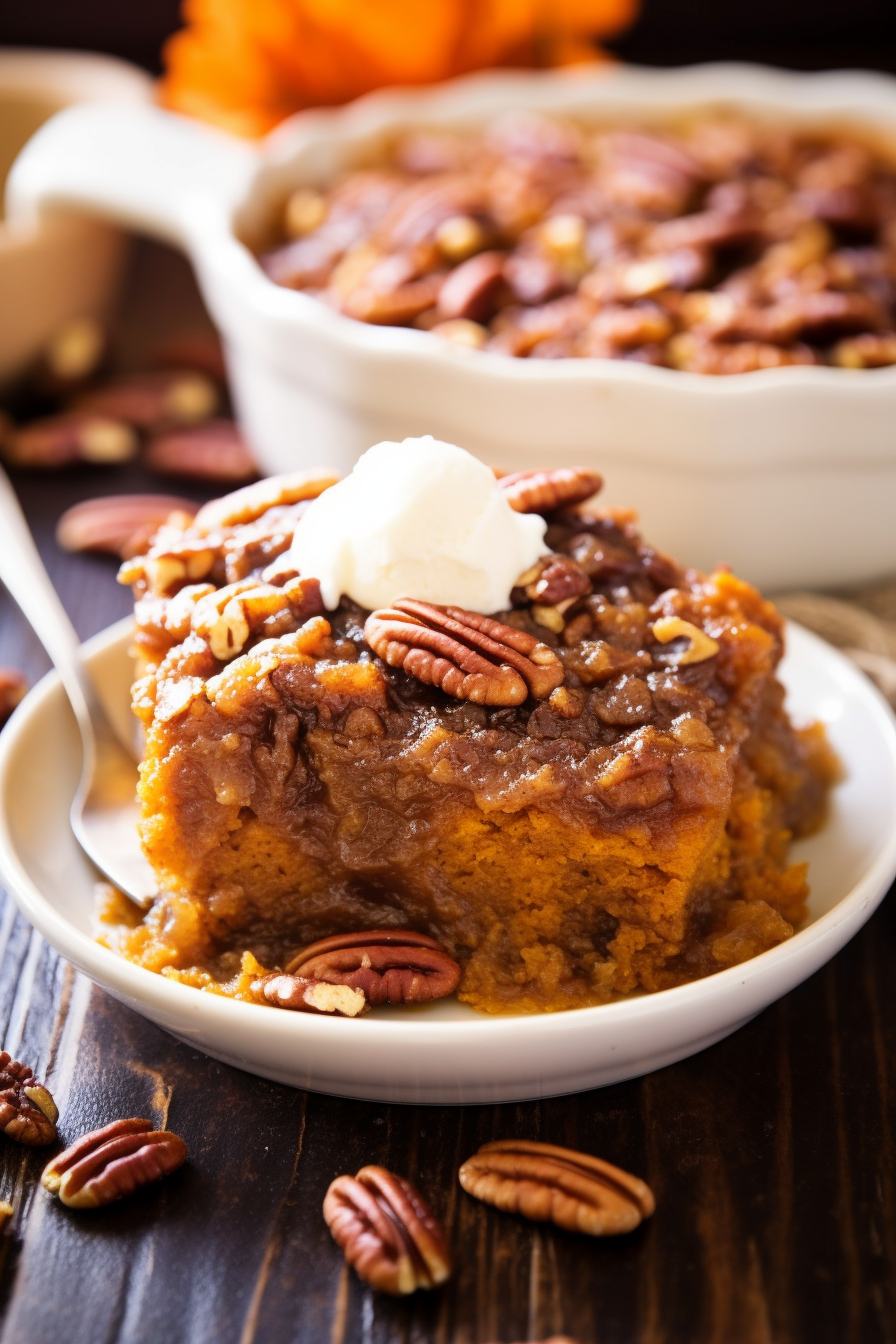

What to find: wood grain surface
left=1, top=246, right=895, bottom=1344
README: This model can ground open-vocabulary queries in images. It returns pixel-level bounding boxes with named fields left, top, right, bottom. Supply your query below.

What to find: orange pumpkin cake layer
left=109, top=471, right=835, bottom=1013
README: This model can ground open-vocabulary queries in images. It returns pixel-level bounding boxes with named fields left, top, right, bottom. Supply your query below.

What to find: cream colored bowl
left=9, top=63, right=896, bottom=587
left=0, top=618, right=894, bottom=1104
left=0, top=49, right=152, bottom=383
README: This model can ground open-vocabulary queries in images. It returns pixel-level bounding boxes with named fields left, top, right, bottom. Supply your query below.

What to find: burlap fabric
left=776, top=582, right=896, bottom=708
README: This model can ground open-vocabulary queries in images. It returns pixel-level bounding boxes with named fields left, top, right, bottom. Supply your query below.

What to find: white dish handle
left=5, top=102, right=258, bottom=250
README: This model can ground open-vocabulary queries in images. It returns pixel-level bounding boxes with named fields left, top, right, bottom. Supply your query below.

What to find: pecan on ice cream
left=459, top=1139, right=655, bottom=1236
left=365, top=598, right=564, bottom=705
left=284, top=930, right=460, bottom=1005
left=0, top=1051, right=58, bottom=1146
left=323, top=1165, right=452, bottom=1295
left=498, top=468, right=603, bottom=515
left=41, top=1117, right=187, bottom=1208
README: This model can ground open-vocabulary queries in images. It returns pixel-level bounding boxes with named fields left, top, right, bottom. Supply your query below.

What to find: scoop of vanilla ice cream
left=290, top=437, right=547, bottom=613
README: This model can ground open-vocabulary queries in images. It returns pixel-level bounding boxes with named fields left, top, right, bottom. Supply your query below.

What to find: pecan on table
left=497, top=468, right=603, bottom=516
left=364, top=598, right=564, bottom=706
left=41, top=1117, right=187, bottom=1209
left=56, top=494, right=198, bottom=559
left=459, top=1139, right=655, bottom=1236
left=0, top=671, right=27, bottom=726
left=284, top=930, right=460, bottom=1006
left=323, top=1164, right=452, bottom=1295
left=0, top=1051, right=58, bottom=1146
left=253, top=974, right=369, bottom=1017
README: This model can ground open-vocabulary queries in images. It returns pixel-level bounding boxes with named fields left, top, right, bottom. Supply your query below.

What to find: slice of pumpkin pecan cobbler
left=99, top=436, right=836, bottom=1014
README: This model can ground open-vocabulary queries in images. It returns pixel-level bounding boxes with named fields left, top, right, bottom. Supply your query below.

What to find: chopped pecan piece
left=253, top=974, right=368, bottom=1016
left=652, top=616, right=719, bottom=665
left=498, top=468, right=603, bottom=515
left=436, top=251, right=508, bottom=323
left=284, top=930, right=460, bottom=1005
left=323, top=1165, right=452, bottom=1295
left=41, top=1117, right=187, bottom=1208
left=0, top=1051, right=58, bottom=1146
left=459, top=1139, right=654, bottom=1236
left=521, top=555, right=591, bottom=606
left=365, top=598, right=563, bottom=706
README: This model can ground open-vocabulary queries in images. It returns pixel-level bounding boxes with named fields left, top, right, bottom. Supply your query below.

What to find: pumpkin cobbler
left=105, top=439, right=835, bottom=1014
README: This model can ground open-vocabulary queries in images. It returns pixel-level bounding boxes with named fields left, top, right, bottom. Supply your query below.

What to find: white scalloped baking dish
left=9, top=63, right=896, bottom=589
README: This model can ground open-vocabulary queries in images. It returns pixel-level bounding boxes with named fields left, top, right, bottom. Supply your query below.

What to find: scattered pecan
left=323, top=1165, right=452, bottom=1295
left=30, top=317, right=108, bottom=396
left=284, top=930, right=460, bottom=1005
left=193, top=470, right=339, bottom=531
left=145, top=420, right=258, bottom=485
left=651, top=616, right=719, bottom=665
left=56, top=494, right=198, bottom=559
left=253, top=974, right=369, bottom=1016
left=498, top=468, right=603, bottom=515
left=2, top=413, right=137, bottom=468
left=459, top=1139, right=655, bottom=1236
left=41, top=1117, right=187, bottom=1209
left=0, top=670, right=27, bottom=725
left=73, top=370, right=218, bottom=431
left=365, top=598, right=564, bottom=706
left=0, top=1051, right=58, bottom=1146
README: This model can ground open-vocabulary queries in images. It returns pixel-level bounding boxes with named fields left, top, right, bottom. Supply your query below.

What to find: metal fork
left=0, top=465, right=155, bottom=906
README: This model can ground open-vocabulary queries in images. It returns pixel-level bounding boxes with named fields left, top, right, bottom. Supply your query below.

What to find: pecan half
left=323, top=1165, right=452, bottom=1295
left=253, top=974, right=369, bottom=1017
left=2, top=413, right=137, bottom=468
left=365, top=599, right=563, bottom=706
left=145, top=420, right=258, bottom=485
left=284, top=930, right=460, bottom=1005
left=193, top=470, right=339, bottom=532
left=458, top=1139, right=655, bottom=1236
left=498, top=468, right=603, bottom=515
left=41, top=1117, right=187, bottom=1209
left=0, top=670, right=27, bottom=726
left=0, top=1051, right=58, bottom=1146
left=56, top=494, right=198, bottom=559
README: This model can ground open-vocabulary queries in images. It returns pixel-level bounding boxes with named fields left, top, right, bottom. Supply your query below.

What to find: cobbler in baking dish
left=259, top=112, right=896, bottom=373
left=105, top=440, right=836, bottom=1013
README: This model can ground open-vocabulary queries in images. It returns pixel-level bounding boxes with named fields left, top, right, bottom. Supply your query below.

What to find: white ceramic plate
left=1, top=617, right=894, bottom=1105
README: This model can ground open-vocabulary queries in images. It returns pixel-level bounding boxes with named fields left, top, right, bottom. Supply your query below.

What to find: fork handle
left=0, top=465, right=98, bottom=740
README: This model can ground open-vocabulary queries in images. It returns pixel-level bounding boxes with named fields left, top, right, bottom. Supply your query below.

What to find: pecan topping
left=323, top=1165, right=452, bottom=1295
left=498, top=468, right=603, bottom=515
left=0, top=1051, right=58, bottom=1146
left=458, top=1139, right=655, bottom=1236
left=193, top=470, right=339, bottom=532
left=651, top=616, right=719, bottom=665
left=41, top=1117, right=187, bottom=1209
left=253, top=974, right=368, bottom=1017
left=284, top=930, right=460, bottom=1005
left=364, top=599, right=564, bottom=706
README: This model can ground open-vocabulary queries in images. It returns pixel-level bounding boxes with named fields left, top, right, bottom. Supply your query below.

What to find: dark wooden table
left=1, top=244, right=896, bottom=1344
